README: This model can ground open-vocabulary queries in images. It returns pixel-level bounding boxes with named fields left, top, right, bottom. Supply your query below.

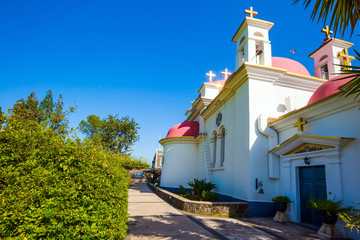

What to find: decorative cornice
left=269, top=134, right=354, bottom=156
left=232, top=17, right=274, bottom=42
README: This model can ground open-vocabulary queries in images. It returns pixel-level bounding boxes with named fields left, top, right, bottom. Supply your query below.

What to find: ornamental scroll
left=285, top=143, right=334, bottom=155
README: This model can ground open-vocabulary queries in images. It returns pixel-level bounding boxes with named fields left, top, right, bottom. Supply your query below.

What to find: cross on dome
left=221, top=68, right=232, bottom=80
left=321, top=26, right=333, bottom=39
left=244, top=7, right=258, bottom=18
left=206, top=71, right=216, bottom=82
left=337, top=49, right=355, bottom=69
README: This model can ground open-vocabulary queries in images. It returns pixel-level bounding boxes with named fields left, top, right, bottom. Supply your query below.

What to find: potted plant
left=307, top=196, right=352, bottom=238
left=272, top=195, right=292, bottom=223
left=307, top=196, right=351, bottom=225
left=272, top=195, right=292, bottom=212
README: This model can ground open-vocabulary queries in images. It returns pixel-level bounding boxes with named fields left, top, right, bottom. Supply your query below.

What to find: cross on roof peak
left=321, top=26, right=333, bottom=39
left=245, top=6, right=258, bottom=18
left=206, top=71, right=216, bottom=82
left=221, top=68, right=232, bottom=80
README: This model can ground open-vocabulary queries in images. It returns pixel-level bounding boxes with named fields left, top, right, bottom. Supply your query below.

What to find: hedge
left=0, top=119, right=130, bottom=239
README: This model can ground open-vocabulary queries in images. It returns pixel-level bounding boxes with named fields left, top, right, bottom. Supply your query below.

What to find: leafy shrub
left=184, top=179, right=218, bottom=202
left=0, top=92, right=131, bottom=239
left=272, top=195, right=292, bottom=203
left=118, top=155, right=150, bottom=170
left=306, top=196, right=352, bottom=216
left=338, top=203, right=360, bottom=233
left=178, top=185, right=186, bottom=195
left=201, top=190, right=219, bottom=201
left=188, top=178, right=216, bottom=196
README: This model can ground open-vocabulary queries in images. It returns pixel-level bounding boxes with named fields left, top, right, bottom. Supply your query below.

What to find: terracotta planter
left=320, top=211, right=338, bottom=225
left=275, top=202, right=288, bottom=212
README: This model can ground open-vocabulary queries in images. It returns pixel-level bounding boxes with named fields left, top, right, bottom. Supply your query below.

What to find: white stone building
left=159, top=7, right=360, bottom=239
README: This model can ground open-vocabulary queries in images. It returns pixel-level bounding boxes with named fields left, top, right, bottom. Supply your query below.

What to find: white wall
left=161, top=141, right=199, bottom=188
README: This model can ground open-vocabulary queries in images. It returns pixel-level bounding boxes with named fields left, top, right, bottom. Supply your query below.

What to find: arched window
left=254, top=32, right=264, bottom=38
left=211, top=132, right=217, bottom=167
left=220, top=128, right=226, bottom=167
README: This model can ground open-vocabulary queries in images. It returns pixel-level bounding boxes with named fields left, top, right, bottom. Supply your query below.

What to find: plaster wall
left=161, top=141, right=199, bottom=188
left=273, top=98, right=360, bottom=239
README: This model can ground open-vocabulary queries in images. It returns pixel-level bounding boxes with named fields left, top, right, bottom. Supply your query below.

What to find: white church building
left=159, top=7, right=360, bottom=238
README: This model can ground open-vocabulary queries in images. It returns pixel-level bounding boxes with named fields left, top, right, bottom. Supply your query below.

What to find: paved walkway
left=127, top=182, right=325, bottom=240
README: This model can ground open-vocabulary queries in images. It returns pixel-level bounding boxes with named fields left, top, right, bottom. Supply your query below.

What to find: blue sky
left=0, top=0, right=359, bottom=162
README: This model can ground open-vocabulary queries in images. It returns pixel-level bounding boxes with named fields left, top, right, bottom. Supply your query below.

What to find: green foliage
left=6, top=90, right=75, bottom=136
left=201, top=190, right=219, bottom=202
left=184, top=179, right=218, bottom=202
left=178, top=185, right=186, bottom=195
left=338, top=203, right=360, bottom=233
left=79, top=114, right=140, bottom=155
left=306, top=196, right=352, bottom=216
left=293, top=0, right=360, bottom=36
left=188, top=178, right=216, bottom=196
left=117, top=155, right=149, bottom=170
left=0, top=92, right=130, bottom=239
left=272, top=195, right=292, bottom=203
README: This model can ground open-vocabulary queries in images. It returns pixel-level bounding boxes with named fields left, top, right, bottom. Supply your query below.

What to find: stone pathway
left=127, top=182, right=325, bottom=240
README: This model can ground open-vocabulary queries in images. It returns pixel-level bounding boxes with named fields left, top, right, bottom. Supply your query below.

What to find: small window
left=254, top=32, right=264, bottom=37
left=319, top=55, right=328, bottom=62
left=256, top=43, right=264, bottom=65
left=320, top=64, right=329, bottom=80
left=212, top=132, right=217, bottom=167
left=220, top=128, right=226, bottom=167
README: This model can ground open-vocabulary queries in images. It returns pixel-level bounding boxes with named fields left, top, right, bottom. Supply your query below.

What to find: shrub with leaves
left=184, top=179, right=218, bottom=202
left=272, top=195, right=292, bottom=203
left=0, top=92, right=130, bottom=239
left=338, top=203, right=360, bottom=233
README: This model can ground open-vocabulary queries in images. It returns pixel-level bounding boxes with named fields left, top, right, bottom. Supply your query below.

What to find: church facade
left=159, top=7, right=360, bottom=239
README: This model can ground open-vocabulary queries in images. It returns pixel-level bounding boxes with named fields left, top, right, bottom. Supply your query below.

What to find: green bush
left=118, top=155, right=149, bottom=170
left=184, top=179, right=218, bottom=202
left=272, top=195, right=292, bottom=203
left=306, top=196, right=352, bottom=216
left=188, top=178, right=216, bottom=196
left=178, top=185, right=186, bottom=195
left=201, top=190, right=219, bottom=202
left=0, top=92, right=131, bottom=239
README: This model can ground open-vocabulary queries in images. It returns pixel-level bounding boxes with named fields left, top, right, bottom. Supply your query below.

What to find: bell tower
left=232, top=7, right=274, bottom=69
left=309, top=26, right=354, bottom=80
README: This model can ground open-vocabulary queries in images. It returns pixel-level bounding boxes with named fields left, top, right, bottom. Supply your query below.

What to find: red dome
left=166, top=121, right=199, bottom=138
left=272, top=57, right=311, bottom=76
left=307, top=74, right=355, bottom=105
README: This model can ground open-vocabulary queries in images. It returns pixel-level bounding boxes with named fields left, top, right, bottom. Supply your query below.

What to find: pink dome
left=272, top=57, right=311, bottom=76
left=166, top=121, right=199, bottom=138
left=307, top=74, right=355, bottom=105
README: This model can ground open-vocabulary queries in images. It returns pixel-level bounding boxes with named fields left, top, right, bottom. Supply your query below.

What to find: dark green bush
left=306, top=196, right=352, bottom=216
left=201, top=190, right=219, bottom=201
left=0, top=95, right=130, bottom=239
left=118, top=155, right=150, bottom=170
left=188, top=178, right=216, bottom=196
left=178, top=185, right=186, bottom=195
left=271, top=195, right=292, bottom=203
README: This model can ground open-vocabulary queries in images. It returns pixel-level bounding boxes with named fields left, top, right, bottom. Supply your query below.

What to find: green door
left=299, top=166, right=327, bottom=226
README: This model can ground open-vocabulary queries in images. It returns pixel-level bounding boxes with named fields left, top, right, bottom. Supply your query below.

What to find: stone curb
left=148, top=182, right=249, bottom=217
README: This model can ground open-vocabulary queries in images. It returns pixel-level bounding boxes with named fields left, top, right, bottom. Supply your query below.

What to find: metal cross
left=206, top=71, right=216, bottom=82
left=221, top=68, right=232, bottom=80
left=245, top=7, right=258, bottom=18
left=294, top=117, right=308, bottom=131
left=337, top=49, right=355, bottom=69
left=321, top=26, right=333, bottom=39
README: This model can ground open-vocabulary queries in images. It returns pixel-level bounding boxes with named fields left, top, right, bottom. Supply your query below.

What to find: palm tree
left=293, top=0, right=360, bottom=99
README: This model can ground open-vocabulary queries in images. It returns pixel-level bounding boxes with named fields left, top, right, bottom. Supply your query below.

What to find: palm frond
left=293, top=0, right=360, bottom=37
